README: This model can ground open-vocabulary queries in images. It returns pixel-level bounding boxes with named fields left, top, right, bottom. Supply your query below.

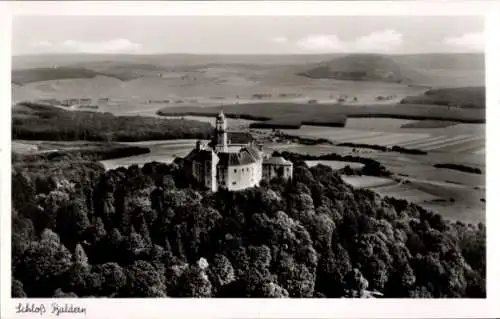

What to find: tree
left=74, top=243, right=89, bottom=267
left=56, top=196, right=91, bottom=244
left=124, top=227, right=147, bottom=260
left=276, top=254, right=315, bottom=298
left=316, top=244, right=352, bottom=297
left=12, top=211, right=35, bottom=272
left=16, top=229, right=73, bottom=296
left=344, top=268, right=369, bottom=298
left=94, top=263, right=127, bottom=297
left=208, top=254, right=235, bottom=293
left=53, top=288, right=78, bottom=298
left=12, top=279, right=27, bottom=297
left=177, top=259, right=213, bottom=297
left=125, top=260, right=166, bottom=297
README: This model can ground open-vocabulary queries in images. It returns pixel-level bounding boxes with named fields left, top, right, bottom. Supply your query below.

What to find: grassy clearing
left=341, top=175, right=394, bottom=188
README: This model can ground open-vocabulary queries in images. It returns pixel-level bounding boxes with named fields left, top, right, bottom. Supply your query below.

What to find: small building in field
left=184, top=110, right=293, bottom=191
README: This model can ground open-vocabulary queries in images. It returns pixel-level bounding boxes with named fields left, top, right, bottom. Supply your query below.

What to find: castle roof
left=227, top=132, right=254, bottom=145
left=217, top=146, right=262, bottom=166
left=185, top=145, right=262, bottom=167
left=185, top=149, right=213, bottom=162
left=263, top=156, right=293, bottom=166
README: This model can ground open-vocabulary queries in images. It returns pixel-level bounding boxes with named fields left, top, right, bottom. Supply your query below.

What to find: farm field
left=281, top=122, right=485, bottom=154
left=11, top=69, right=428, bottom=110
left=341, top=175, right=395, bottom=188
left=99, top=139, right=202, bottom=170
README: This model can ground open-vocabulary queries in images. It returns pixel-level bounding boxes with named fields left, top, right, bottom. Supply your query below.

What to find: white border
left=1, top=1, right=500, bottom=319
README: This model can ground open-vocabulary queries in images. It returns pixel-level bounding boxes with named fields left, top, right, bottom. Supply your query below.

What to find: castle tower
left=214, top=109, right=227, bottom=152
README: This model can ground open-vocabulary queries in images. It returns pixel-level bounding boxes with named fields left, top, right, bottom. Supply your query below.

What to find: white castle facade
left=184, top=111, right=293, bottom=191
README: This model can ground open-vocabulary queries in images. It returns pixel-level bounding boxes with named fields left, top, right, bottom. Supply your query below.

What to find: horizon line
left=12, top=51, right=484, bottom=57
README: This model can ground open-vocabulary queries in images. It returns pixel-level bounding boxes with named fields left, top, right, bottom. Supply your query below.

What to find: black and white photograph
left=1, top=1, right=499, bottom=318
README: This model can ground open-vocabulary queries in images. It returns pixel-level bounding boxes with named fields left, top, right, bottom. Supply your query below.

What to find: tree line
left=12, top=103, right=213, bottom=142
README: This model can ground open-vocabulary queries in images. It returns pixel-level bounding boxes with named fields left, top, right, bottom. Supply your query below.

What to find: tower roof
left=216, top=109, right=225, bottom=120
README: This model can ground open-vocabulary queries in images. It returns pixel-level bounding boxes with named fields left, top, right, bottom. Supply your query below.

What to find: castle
left=184, top=110, right=293, bottom=191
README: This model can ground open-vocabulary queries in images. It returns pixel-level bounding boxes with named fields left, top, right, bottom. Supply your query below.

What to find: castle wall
left=218, top=160, right=262, bottom=191
left=262, top=164, right=293, bottom=181
left=200, top=152, right=219, bottom=192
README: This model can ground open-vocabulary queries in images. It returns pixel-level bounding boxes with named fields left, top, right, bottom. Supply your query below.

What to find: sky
left=12, top=16, right=485, bottom=55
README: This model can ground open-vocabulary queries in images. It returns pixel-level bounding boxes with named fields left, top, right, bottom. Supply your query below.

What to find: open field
left=341, top=175, right=395, bottom=188
left=279, top=122, right=485, bottom=154
left=99, top=139, right=204, bottom=170
left=12, top=76, right=428, bottom=113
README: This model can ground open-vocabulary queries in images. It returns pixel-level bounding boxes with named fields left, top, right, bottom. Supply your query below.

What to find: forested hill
left=12, top=157, right=485, bottom=298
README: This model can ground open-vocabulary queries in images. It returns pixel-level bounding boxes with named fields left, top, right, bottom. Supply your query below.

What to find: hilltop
left=297, top=54, right=420, bottom=84
left=296, top=53, right=484, bottom=86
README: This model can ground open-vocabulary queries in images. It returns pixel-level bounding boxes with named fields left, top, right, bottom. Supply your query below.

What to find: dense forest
left=12, top=150, right=486, bottom=298
left=12, top=103, right=213, bottom=142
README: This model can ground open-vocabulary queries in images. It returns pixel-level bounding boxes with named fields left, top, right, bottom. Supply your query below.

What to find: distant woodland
left=400, top=87, right=485, bottom=109
left=12, top=103, right=213, bottom=142
left=12, top=150, right=486, bottom=298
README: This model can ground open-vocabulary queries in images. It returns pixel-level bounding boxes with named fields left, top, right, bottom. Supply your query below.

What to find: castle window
left=234, top=169, right=237, bottom=173
left=242, top=168, right=244, bottom=172
left=232, top=181, right=236, bottom=185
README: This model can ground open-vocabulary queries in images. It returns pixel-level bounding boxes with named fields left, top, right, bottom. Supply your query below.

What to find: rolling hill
left=296, top=53, right=485, bottom=86
left=11, top=66, right=144, bottom=85
left=11, top=53, right=485, bottom=107
left=297, top=54, right=421, bottom=84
